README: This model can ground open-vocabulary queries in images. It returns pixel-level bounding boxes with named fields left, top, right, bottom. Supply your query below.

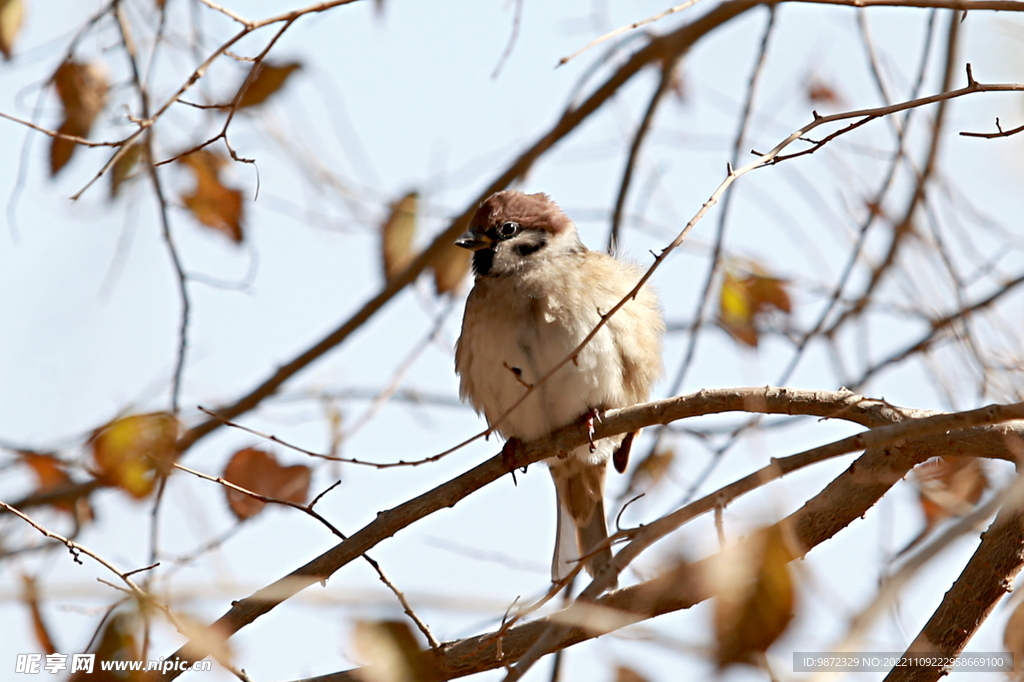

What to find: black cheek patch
left=513, top=234, right=547, bottom=258
left=472, top=249, right=495, bottom=276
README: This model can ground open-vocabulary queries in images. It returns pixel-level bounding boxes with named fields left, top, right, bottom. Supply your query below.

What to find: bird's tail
left=550, top=456, right=615, bottom=586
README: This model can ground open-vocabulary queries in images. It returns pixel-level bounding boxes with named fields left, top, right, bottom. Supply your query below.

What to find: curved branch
left=157, top=388, right=1024, bottom=679
left=290, top=397, right=1024, bottom=682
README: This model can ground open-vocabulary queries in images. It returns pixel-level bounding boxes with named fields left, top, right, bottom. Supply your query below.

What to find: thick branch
left=158, top=388, right=1024, bottom=678
left=293, top=404, right=1024, bottom=682
left=884, top=482, right=1024, bottom=682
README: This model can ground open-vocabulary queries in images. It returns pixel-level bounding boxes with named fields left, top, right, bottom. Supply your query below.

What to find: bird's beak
left=455, top=229, right=493, bottom=251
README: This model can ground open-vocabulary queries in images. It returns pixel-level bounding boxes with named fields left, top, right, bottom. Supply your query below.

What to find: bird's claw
left=501, top=437, right=525, bottom=485
left=582, top=407, right=601, bottom=453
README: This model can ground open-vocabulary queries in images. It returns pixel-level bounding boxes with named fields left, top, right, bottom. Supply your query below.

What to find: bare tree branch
left=158, top=388, right=1024, bottom=678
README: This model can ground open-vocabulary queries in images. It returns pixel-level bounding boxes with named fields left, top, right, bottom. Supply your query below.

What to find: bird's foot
left=501, top=437, right=525, bottom=485
left=581, top=407, right=601, bottom=453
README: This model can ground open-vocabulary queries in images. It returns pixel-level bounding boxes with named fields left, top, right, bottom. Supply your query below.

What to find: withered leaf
left=381, top=191, right=418, bottom=282
left=91, top=413, right=179, bottom=500
left=718, top=265, right=792, bottom=348
left=222, top=447, right=310, bottom=521
left=0, top=0, right=24, bottom=60
left=21, top=575, right=57, bottom=656
left=806, top=76, right=843, bottom=107
left=20, top=451, right=92, bottom=521
left=110, top=143, right=146, bottom=198
left=899, top=456, right=989, bottom=555
left=614, top=665, right=650, bottom=682
left=70, top=612, right=142, bottom=682
left=49, top=60, right=108, bottom=176
left=234, top=61, right=302, bottom=110
left=711, top=525, right=796, bottom=668
left=429, top=242, right=471, bottom=295
left=622, top=448, right=674, bottom=499
left=719, top=270, right=758, bottom=347
left=179, top=150, right=244, bottom=242
left=353, top=620, right=442, bottom=682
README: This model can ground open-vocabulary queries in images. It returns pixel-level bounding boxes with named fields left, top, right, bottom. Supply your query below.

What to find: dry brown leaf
left=110, top=143, right=145, bottom=198
left=20, top=451, right=92, bottom=521
left=916, top=456, right=988, bottom=532
left=20, top=575, right=57, bottom=655
left=233, top=61, right=302, bottom=109
left=718, top=265, right=792, bottom=348
left=381, top=191, right=418, bottom=281
left=747, top=273, right=792, bottom=314
left=711, top=525, right=796, bottom=668
left=91, top=413, right=179, bottom=500
left=614, top=665, right=650, bottom=682
left=429, top=242, right=471, bottom=295
left=222, top=447, right=311, bottom=521
left=806, top=76, right=844, bottom=107
left=70, top=612, right=142, bottom=682
left=353, top=620, right=441, bottom=682
left=622, top=448, right=674, bottom=499
left=179, top=150, right=244, bottom=242
left=49, top=60, right=108, bottom=176
left=0, top=0, right=24, bottom=60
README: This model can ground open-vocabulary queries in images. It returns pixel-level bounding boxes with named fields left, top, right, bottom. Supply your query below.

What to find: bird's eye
left=497, top=221, right=520, bottom=239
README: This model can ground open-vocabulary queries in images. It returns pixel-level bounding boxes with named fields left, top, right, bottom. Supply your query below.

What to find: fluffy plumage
left=455, top=191, right=663, bottom=584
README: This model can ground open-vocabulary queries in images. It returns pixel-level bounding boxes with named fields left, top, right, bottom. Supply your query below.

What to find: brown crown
left=470, top=191, right=573, bottom=235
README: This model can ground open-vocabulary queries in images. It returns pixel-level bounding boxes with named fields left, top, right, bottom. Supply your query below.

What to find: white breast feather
left=456, top=258, right=633, bottom=464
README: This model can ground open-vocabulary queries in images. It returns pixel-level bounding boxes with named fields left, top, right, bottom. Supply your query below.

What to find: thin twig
left=645, top=5, right=777, bottom=494
left=172, top=461, right=439, bottom=649
left=491, top=0, right=524, bottom=79
left=197, top=407, right=461, bottom=468
left=960, top=116, right=1024, bottom=138
left=607, top=55, right=679, bottom=253
left=559, top=0, right=706, bottom=66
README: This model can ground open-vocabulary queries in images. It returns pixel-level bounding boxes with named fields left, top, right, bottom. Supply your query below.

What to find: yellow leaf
left=234, top=61, right=302, bottom=109
left=381, top=191, right=418, bottom=281
left=179, top=150, right=245, bottom=242
left=0, top=0, right=24, bottom=60
left=718, top=265, right=793, bottom=348
left=719, top=270, right=758, bottom=347
left=91, top=413, right=179, bottom=499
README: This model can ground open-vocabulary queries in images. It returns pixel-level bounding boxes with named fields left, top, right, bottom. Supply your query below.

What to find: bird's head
left=456, top=191, right=582, bottom=277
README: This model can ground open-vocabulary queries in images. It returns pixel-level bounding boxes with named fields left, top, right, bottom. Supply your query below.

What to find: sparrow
left=454, top=190, right=663, bottom=584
